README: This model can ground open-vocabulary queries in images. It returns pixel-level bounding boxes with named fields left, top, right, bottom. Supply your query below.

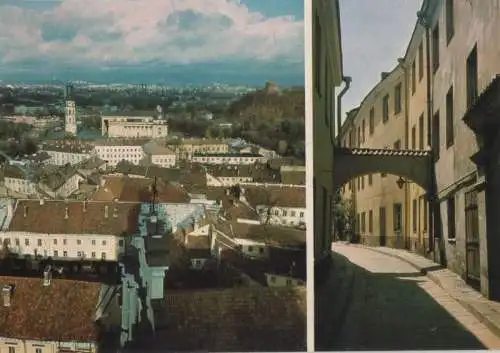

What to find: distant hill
left=227, top=82, right=305, bottom=122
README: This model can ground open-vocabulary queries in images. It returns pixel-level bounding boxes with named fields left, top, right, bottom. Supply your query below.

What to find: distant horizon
left=0, top=0, right=304, bottom=87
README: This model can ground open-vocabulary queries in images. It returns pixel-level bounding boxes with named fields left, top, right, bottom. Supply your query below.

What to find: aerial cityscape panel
left=0, top=0, right=306, bottom=352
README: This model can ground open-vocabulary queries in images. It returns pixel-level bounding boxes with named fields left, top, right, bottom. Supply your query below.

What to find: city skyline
left=0, top=0, right=304, bottom=86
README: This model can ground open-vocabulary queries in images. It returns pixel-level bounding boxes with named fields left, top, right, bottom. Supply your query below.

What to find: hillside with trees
left=226, top=82, right=305, bottom=159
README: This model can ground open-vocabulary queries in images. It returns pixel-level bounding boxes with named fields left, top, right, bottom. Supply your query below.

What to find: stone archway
left=332, top=147, right=433, bottom=192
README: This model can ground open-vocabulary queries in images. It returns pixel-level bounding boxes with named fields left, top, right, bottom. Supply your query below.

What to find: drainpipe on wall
left=418, top=10, right=436, bottom=255
left=335, top=77, right=352, bottom=146
left=398, top=57, right=412, bottom=250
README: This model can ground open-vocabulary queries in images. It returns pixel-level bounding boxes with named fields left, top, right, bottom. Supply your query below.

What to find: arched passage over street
left=332, top=147, right=434, bottom=192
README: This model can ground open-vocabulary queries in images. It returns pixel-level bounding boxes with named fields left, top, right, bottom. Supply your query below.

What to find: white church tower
left=65, top=84, right=77, bottom=135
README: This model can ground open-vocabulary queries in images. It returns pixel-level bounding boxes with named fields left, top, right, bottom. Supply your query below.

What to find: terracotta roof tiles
left=0, top=276, right=101, bottom=342
left=8, top=199, right=141, bottom=235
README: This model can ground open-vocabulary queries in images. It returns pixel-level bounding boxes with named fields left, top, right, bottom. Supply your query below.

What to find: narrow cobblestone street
left=328, top=243, right=500, bottom=351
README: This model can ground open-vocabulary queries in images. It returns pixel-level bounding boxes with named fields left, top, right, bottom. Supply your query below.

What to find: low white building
left=205, top=165, right=253, bottom=187
left=2, top=165, right=37, bottom=196
left=102, top=115, right=168, bottom=138
left=243, top=185, right=306, bottom=227
left=142, top=140, right=176, bottom=168
left=192, top=152, right=263, bottom=165
left=93, top=138, right=148, bottom=167
left=166, top=138, right=229, bottom=160
left=41, top=140, right=95, bottom=166
left=211, top=219, right=306, bottom=287
left=1, top=164, right=86, bottom=199
left=0, top=199, right=140, bottom=261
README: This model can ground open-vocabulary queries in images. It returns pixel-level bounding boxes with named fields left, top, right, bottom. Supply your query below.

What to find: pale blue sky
left=339, top=0, right=422, bottom=116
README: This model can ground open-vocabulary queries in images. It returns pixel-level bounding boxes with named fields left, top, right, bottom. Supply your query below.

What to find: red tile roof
left=0, top=276, right=101, bottom=342
left=8, top=199, right=141, bottom=235
left=92, top=176, right=190, bottom=203
left=243, top=185, right=305, bottom=208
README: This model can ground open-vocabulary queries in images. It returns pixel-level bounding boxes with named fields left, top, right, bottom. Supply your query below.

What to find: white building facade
left=94, top=141, right=146, bottom=167
left=192, top=153, right=263, bottom=165
left=102, top=116, right=168, bottom=138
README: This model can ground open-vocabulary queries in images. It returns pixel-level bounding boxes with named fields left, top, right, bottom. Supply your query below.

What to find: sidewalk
left=353, top=244, right=500, bottom=338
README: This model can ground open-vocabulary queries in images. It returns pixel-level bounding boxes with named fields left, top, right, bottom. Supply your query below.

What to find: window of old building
left=432, top=111, right=441, bottom=161
left=393, top=203, right=403, bottom=233
left=411, top=125, right=416, bottom=149
left=466, top=45, right=478, bottom=109
left=446, top=85, right=454, bottom=147
left=419, top=114, right=425, bottom=149
left=447, top=196, right=456, bottom=240
left=382, top=94, right=389, bottom=123
left=432, top=23, right=440, bottom=73
left=369, top=108, right=375, bottom=135
left=412, top=199, right=418, bottom=233
left=418, top=42, right=424, bottom=81
left=446, top=0, right=455, bottom=44
left=394, top=83, right=402, bottom=114
left=412, top=60, right=416, bottom=94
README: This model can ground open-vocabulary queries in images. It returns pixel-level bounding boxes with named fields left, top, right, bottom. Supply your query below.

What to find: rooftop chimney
left=104, top=205, right=109, bottom=218
left=2, top=285, right=13, bottom=307
left=64, top=207, right=69, bottom=219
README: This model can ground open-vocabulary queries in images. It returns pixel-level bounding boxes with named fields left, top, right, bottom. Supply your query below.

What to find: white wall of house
left=0, top=232, right=125, bottom=261
left=151, top=154, right=176, bottom=168
left=3, top=177, right=37, bottom=196
left=94, top=145, right=145, bottom=166
left=205, top=173, right=253, bottom=187
left=44, top=150, right=92, bottom=166
left=0, top=337, right=98, bottom=353
left=256, top=205, right=306, bottom=227
left=192, top=155, right=263, bottom=165
left=234, top=238, right=269, bottom=259
left=190, top=258, right=209, bottom=270
left=103, top=117, right=168, bottom=138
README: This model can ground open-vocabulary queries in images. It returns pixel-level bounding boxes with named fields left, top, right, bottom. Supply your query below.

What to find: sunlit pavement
left=328, top=243, right=500, bottom=351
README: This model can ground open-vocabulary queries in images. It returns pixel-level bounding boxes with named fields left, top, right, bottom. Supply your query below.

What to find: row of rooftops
left=39, top=137, right=231, bottom=154
left=0, top=194, right=304, bottom=244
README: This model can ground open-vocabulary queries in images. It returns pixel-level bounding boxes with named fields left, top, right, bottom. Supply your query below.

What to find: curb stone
left=354, top=244, right=500, bottom=340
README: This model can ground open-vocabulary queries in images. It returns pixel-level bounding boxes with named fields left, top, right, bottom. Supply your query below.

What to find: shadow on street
left=316, top=250, right=487, bottom=351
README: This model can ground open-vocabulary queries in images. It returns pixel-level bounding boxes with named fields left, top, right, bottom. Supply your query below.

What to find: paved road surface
left=330, top=244, right=500, bottom=350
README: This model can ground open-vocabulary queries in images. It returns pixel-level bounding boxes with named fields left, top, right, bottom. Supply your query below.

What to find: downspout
left=398, top=57, right=411, bottom=250
left=418, top=10, right=436, bottom=254
left=336, top=76, right=352, bottom=146
left=333, top=77, right=351, bottom=242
